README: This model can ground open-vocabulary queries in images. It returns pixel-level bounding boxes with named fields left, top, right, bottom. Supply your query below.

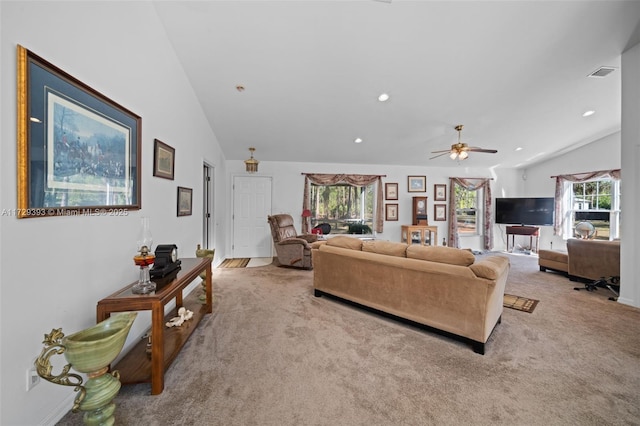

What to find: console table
left=96, top=257, right=212, bottom=395
left=506, top=226, right=540, bottom=253
left=401, top=225, right=438, bottom=246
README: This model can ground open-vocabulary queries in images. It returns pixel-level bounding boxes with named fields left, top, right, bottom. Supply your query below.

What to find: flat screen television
left=495, top=197, right=555, bottom=226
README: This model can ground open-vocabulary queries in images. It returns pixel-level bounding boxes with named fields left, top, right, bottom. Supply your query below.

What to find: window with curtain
left=302, top=173, right=384, bottom=234
left=455, top=185, right=483, bottom=235
left=309, top=182, right=375, bottom=234
left=553, top=169, right=620, bottom=239
left=563, top=178, right=620, bottom=239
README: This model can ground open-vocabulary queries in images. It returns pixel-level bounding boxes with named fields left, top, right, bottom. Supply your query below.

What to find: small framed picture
left=434, top=184, right=446, bottom=201
left=434, top=204, right=446, bottom=221
left=408, top=176, right=426, bottom=193
left=153, top=139, right=175, bottom=180
left=385, top=183, right=398, bottom=200
left=177, top=186, right=193, bottom=216
left=385, top=203, right=399, bottom=221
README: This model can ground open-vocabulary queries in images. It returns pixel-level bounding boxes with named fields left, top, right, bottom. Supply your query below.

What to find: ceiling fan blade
left=429, top=152, right=450, bottom=160
left=430, top=149, right=451, bottom=154
left=467, top=147, right=498, bottom=154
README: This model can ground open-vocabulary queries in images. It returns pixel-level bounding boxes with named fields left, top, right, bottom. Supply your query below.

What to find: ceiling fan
left=430, top=125, right=498, bottom=160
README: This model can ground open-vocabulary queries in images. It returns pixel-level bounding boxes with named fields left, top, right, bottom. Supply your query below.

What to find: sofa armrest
left=470, top=256, right=510, bottom=280
left=297, top=234, right=318, bottom=243
left=278, top=238, right=311, bottom=248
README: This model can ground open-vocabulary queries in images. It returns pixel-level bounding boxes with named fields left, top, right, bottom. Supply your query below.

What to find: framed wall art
left=16, top=45, right=141, bottom=218
left=385, top=203, right=399, bottom=221
left=434, top=184, right=447, bottom=201
left=434, top=204, right=447, bottom=221
left=385, top=182, right=398, bottom=200
left=177, top=186, right=193, bottom=216
left=408, top=176, right=426, bottom=193
left=153, top=139, right=175, bottom=180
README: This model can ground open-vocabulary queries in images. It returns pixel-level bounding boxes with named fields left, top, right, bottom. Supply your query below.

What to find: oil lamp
left=132, top=217, right=156, bottom=294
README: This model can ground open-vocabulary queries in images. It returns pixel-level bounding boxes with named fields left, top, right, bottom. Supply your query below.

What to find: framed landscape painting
left=16, top=45, right=141, bottom=218
left=177, top=186, right=193, bottom=216
left=408, top=176, right=426, bottom=193
left=153, top=139, right=175, bottom=180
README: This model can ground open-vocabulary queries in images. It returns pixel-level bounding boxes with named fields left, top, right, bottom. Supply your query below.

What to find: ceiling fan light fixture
left=449, top=151, right=458, bottom=160
left=459, top=151, right=468, bottom=160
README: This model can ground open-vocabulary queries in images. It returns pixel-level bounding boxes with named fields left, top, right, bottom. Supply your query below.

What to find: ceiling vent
left=588, top=66, right=617, bottom=78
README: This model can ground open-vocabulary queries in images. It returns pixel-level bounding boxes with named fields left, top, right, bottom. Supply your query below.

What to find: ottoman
left=538, top=249, right=568, bottom=274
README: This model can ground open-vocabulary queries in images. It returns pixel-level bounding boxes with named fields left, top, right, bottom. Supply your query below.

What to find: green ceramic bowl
left=62, top=312, right=137, bottom=373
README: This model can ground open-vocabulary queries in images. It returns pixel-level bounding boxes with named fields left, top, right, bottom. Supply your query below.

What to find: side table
left=96, top=257, right=212, bottom=395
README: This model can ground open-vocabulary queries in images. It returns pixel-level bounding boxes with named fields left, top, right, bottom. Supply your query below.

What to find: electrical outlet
left=26, top=366, right=40, bottom=391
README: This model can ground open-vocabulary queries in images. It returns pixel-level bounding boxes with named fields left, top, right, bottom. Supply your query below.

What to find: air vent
left=588, top=66, right=617, bottom=78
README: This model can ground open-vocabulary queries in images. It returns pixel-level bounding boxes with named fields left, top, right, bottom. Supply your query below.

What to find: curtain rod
left=450, top=177, right=494, bottom=180
left=301, top=173, right=387, bottom=177
left=550, top=168, right=620, bottom=178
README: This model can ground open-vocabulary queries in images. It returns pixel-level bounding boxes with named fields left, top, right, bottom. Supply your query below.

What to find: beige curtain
left=447, top=177, right=493, bottom=250
left=552, top=169, right=621, bottom=236
left=302, top=174, right=384, bottom=234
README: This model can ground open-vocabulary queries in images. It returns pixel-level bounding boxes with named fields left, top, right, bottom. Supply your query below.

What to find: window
left=455, top=185, right=482, bottom=235
left=565, top=179, right=620, bottom=240
left=309, top=183, right=375, bottom=234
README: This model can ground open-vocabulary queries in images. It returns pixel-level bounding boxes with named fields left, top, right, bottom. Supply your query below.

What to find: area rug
left=218, top=258, right=250, bottom=268
left=504, top=293, right=539, bottom=313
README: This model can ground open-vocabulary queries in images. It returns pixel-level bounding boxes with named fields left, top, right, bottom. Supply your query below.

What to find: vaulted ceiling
left=153, top=1, right=640, bottom=169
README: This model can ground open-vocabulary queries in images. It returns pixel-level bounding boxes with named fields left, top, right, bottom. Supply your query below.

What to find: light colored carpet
left=57, top=253, right=640, bottom=425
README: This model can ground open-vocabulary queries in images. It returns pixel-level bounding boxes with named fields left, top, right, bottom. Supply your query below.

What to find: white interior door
left=232, top=176, right=272, bottom=258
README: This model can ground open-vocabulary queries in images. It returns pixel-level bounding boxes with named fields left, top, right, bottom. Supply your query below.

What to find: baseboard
left=39, top=392, right=76, bottom=426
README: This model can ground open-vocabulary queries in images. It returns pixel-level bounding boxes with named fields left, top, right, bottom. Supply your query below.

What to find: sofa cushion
left=406, top=245, right=475, bottom=266
left=326, top=236, right=363, bottom=251
left=362, top=240, right=408, bottom=258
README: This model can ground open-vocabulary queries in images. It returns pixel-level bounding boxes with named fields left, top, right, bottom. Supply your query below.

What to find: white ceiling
left=152, top=0, right=640, bottom=169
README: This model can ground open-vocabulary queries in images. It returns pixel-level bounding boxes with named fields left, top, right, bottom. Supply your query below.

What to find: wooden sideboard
left=96, top=257, right=212, bottom=395
left=401, top=225, right=438, bottom=246
left=506, top=225, right=540, bottom=253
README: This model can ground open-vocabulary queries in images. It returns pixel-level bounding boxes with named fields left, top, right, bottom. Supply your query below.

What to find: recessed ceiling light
left=378, top=93, right=389, bottom=102
left=515, top=147, right=523, bottom=151
left=354, top=137, right=363, bottom=144
left=582, top=110, right=595, bottom=117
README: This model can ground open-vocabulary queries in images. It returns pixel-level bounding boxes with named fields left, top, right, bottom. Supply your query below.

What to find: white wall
left=0, top=2, right=228, bottom=424
left=518, top=131, right=621, bottom=252
left=620, top=42, right=640, bottom=307
left=225, top=159, right=517, bottom=253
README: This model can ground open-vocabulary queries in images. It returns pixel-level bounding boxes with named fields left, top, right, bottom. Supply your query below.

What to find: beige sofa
left=312, top=236, right=510, bottom=354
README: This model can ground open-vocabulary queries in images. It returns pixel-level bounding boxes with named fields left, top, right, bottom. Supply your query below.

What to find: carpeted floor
left=57, top=252, right=640, bottom=425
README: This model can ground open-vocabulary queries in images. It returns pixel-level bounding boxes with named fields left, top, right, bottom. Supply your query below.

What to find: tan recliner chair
left=267, top=214, right=318, bottom=269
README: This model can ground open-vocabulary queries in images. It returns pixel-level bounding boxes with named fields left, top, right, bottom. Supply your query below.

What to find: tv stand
left=506, top=226, right=539, bottom=253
